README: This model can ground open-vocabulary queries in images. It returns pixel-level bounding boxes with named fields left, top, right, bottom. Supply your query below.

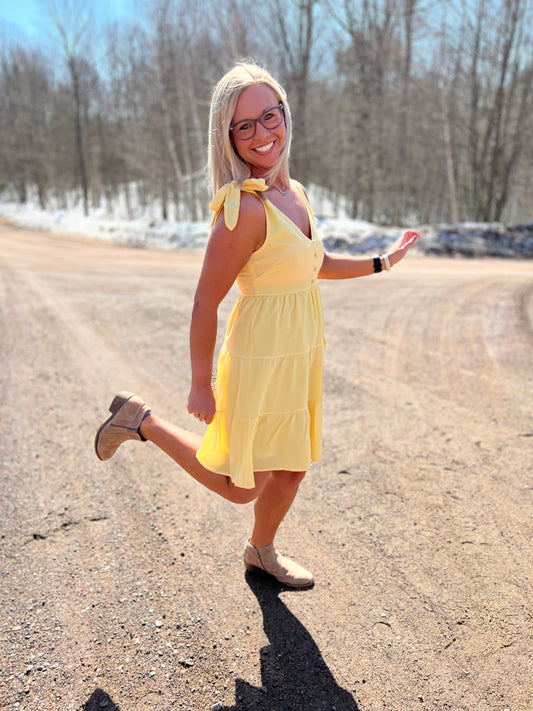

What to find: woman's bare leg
left=139, top=415, right=311, bottom=584
left=243, top=470, right=313, bottom=587
left=249, top=470, right=306, bottom=548
left=140, top=413, right=269, bottom=503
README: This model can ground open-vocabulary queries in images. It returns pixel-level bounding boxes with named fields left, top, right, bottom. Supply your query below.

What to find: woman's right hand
left=188, top=384, right=216, bottom=424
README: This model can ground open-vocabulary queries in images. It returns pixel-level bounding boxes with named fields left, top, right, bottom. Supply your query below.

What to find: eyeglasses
left=230, top=103, right=285, bottom=141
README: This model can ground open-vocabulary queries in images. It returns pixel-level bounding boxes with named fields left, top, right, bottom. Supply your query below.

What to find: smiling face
left=230, top=83, right=287, bottom=178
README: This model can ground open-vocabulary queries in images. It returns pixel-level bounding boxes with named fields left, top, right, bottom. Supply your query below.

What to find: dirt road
left=1, top=221, right=532, bottom=711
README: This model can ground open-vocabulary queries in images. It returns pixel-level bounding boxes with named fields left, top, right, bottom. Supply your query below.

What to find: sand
left=1, top=220, right=532, bottom=711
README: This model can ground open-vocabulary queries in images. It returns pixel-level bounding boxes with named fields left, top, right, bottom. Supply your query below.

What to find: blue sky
left=0, top=0, right=139, bottom=42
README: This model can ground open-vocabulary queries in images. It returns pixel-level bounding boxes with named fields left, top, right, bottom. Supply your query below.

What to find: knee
left=228, top=483, right=258, bottom=505
left=272, top=469, right=307, bottom=489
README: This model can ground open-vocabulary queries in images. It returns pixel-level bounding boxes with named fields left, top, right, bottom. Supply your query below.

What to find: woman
left=95, top=62, right=418, bottom=588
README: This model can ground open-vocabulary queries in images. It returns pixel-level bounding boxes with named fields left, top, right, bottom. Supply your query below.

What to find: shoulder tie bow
left=209, top=179, right=268, bottom=231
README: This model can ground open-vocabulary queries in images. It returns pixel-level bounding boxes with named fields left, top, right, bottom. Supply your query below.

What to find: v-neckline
left=266, top=199, right=313, bottom=241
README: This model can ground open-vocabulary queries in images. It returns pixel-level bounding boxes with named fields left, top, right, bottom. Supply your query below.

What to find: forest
left=1, top=0, right=532, bottom=226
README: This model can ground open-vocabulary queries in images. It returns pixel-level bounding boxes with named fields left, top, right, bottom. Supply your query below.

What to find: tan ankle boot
left=243, top=542, right=314, bottom=588
left=95, top=391, right=150, bottom=461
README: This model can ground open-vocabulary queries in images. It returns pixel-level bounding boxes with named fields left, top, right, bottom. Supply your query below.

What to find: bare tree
left=437, top=1, right=459, bottom=222
left=461, top=0, right=533, bottom=220
left=328, top=0, right=401, bottom=221
left=0, top=46, right=53, bottom=207
left=265, top=0, right=319, bottom=184
left=44, top=0, right=93, bottom=215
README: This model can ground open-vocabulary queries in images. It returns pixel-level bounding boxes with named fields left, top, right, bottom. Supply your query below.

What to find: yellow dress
left=196, top=178, right=325, bottom=489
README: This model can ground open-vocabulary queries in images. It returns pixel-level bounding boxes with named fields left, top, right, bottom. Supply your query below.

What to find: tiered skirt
left=196, top=282, right=324, bottom=489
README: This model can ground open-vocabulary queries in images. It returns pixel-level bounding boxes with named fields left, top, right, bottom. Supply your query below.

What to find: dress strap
left=210, top=179, right=269, bottom=231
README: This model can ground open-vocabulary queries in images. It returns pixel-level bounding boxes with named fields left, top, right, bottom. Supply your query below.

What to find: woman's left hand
left=319, top=229, right=420, bottom=279
left=387, top=230, right=420, bottom=267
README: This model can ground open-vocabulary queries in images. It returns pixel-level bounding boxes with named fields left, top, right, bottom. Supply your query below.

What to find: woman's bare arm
left=188, top=195, right=266, bottom=424
left=319, top=230, right=419, bottom=280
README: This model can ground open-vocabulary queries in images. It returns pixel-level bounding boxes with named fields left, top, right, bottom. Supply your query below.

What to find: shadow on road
left=221, top=570, right=360, bottom=710
left=82, top=688, right=120, bottom=710
left=80, top=574, right=359, bottom=711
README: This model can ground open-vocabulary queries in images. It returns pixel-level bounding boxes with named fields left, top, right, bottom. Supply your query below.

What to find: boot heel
left=245, top=563, right=262, bottom=573
left=109, top=392, right=131, bottom=414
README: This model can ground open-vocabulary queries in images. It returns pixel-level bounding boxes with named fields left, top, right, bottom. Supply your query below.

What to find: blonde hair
left=207, top=61, right=292, bottom=196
